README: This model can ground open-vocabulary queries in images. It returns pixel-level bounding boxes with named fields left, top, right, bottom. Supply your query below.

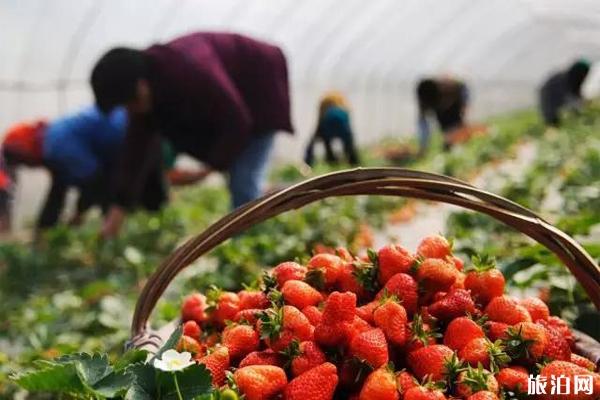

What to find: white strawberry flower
left=153, top=349, right=195, bottom=372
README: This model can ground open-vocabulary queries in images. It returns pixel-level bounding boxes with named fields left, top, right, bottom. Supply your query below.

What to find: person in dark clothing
left=304, top=91, right=360, bottom=166
left=0, top=106, right=166, bottom=233
left=539, top=59, right=591, bottom=126
left=90, top=32, right=293, bottom=237
left=416, top=77, right=470, bottom=154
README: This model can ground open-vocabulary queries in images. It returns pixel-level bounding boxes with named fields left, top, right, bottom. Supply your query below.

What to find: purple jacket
left=115, top=32, right=293, bottom=207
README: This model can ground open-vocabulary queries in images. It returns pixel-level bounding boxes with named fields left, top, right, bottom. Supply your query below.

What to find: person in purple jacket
left=90, top=32, right=293, bottom=237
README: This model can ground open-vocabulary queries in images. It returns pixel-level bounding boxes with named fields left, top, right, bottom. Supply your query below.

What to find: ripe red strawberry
left=221, top=324, right=259, bottom=360
left=302, top=305, right=322, bottom=326
left=451, top=255, right=464, bottom=271
left=233, top=365, right=287, bottom=400
left=485, top=321, right=510, bottom=342
left=181, top=293, right=208, bottom=323
left=519, top=297, right=549, bottom=321
left=444, top=316, right=485, bottom=351
left=282, top=280, right=324, bottom=310
left=359, top=366, right=399, bottom=400
left=238, top=289, right=269, bottom=310
left=373, top=298, right=408, bottom=346
left=306, top=253, right=344, bottom=288
left=458, top=337, right=510, bottom=371
left=207, top=289, right=240, bottom=327
left=356, top=301, right=378, bottom=324
left=538, top=361, right=600, bottom=400
left=467, top=391, right=499, bottom=400
left=403, top=385, right=447, bottom=400
left=396, top=370, right=418, bottom=396
left=259, top=305, right=313, bottom=352
left=233, top=308, right=262, bottom=324
left=287, top=340, right=327, bottom=377
left=177, top=335, right=203, bottom=356
left=337, top=261, right=371, bottom=299
left=538, top=316, right=574, bottom=347
left=349, top=328, right=389, bottom=369
left=335, top=246, right=354, bottom=262
left=239, top=349, right=285, bottom=368
left=503, top=322, right=547, bottom=361
left=496, top=366, right=529, bottom=394
left=416, top=258, right=459, bottom=295
left=377, top=273, right=418, bottom=315
left=406, top=344, right=454, bottom=380
left=377, top=244, right=414, bottom=285
left=284, top=362, right=338, bottom=400
left=484, top=295, right=531, bottom=325
left=314, top=291, right=356, bottom=347
left=570, top=354, right=596, bottom=371
left=182, top=320, right=202, bottom=341
left=427, top=289, right=476, bottom=321
left=417, top=234, right=452, bottom=259
left=464, top=256, right=505, bottom=306
left=272, top=261, right=307, bottom=288
left=349, top=315, right=373, bottom=339
left=196, top=346, right=230, bottom=387
left=455, top=365, right=499, bottom=398
left=540, top=321, right=571, bottom=361
left=405, top=314, right=439, bottom=353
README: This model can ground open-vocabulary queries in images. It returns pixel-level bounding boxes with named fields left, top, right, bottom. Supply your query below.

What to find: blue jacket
left=43, top=106, right=127, bottom=184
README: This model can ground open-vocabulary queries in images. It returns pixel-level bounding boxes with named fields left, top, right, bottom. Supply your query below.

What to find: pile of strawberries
left=178, top=234, right=600, bottom=400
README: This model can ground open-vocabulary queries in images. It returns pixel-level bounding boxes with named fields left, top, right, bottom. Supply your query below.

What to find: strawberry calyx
left=258, top=307, right=284, bottom=341
left=279, top=339, right=301, bottom=369
left=486, top=339, right=512, bottom=373
left=409, top=313, right=441, bottom=347
left=503, top=325, right=535, bottom=360
left=267, top=289, right=284, bottom=308
left=458, top=363, right=495, bottom=393
left=352, top=259, right=379, bottom=293
left=443, top=352, right=466, bottom=387
left=205, top=285, right=223, bottom=312
left=467, top=254, right=497, bottom=273
left=260, top=271, right=278, bottom=293
left=420, top=374, right=447, bottom=391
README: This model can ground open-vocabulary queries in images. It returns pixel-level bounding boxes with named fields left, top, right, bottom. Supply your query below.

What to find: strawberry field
left=1, top=105, right=600, bottom=399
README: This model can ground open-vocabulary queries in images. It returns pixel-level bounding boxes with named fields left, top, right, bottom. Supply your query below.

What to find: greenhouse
left=0, top=1, right=599, bottom=399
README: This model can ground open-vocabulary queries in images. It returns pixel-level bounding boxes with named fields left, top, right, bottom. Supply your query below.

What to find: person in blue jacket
left=0, top=106, right=167, bottom=231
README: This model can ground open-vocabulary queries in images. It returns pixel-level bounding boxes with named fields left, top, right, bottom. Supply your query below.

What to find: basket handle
left=130, top=168, right=600, bottom=346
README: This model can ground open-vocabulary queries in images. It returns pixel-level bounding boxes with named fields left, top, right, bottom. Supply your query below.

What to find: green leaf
left=114, top=349, right=149, bottom=371
left=11, top=361, right=85, bottom=394
left=151, top=325, right=183, bottom=363
left=159, top=364, right=213, bottom=400
left=126, top=363, right=157, bottom=400
left=91, top=369, right=134, bottom=398
left=73, top=353, right=112, bottom=387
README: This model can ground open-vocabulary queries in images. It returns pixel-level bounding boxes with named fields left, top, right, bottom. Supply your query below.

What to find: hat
left=2, top=120, right=47, bottom=165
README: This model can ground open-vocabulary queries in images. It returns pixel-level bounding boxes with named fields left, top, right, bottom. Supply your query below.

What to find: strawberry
left=405, top=313, right=439, bottom=353
left=417, top=234, right=452, bottom=259
left=286, top=340, right=327, bottom=377
left=238, top=289, right=269, bottom=310
left=540, top=321, right=571, bottom=361
left=455, top=365, right=499, bottom=398
left=373, top=298, right=408, bottom=346
left=484, top=295, right=531, bottom=325
left=359, top=365, right=399, bottom=400
left=196, top=346, right=230, bottom=387
left=571, top=354, right=596, bottom=371
left=406, top=344, right=454, bottom=380
left=314, top=291, right=357, bottom=347
left=335, top=246, right=354, bottom=262
left=443, top=316, right=485, bottom=351
left=458, top=337, right=510, bottom=371
left=181, top=293, right=208, bottom=323
left=284, top=362, right=338, bottom=400
left=207, top=288, right=240, bottom=327
left=427, top=289, right=476, bottom=321
left=464, top=255, right=505, bottom=306
left=221, top=324, right=259, bottom=360
left=496, top=366, right=529, bottom=394
left=451, top=255, right=464, bottom=271
left=233, top=365, right=287, bottom=400
left=259, top=305, right=313, bottom=352
left=377, top=244, right=414, bottom=285
left=182, top=320, right=202, bottom=341
left=239, top=349, right=285, bottom=368
left=306, top=253, right=344, bottom=288
left=519, top=297, right=549, bottom=321
left=466, top=391, right=499, bottom=400
left=349, top=328, right=389, bottom=369
left=302, top=305, right=322, bottom=326
left=177, top=334, right=203, bottom=357
left=503, top=322, right=547, bottom=361
left=377, top=273, right=418, bottom=315
left=403, top=385, right=447, bottom=400
left=396, top=370, right=419, bottom=396
left=272, top=261, right=307, bottom=288
left=416, top=258, right=459, bottom=295
left=282, top=280, right=323, bottom=310
left=537, top=316, right=574, bottom=347
left=485, top=321, right=509, bottom=342
left=538, top=361, right=600, bottom=400
left=233, top=308, right=262, bottom=324
left=349, top=315, right=373, bottom=339
left=356, top=301, right=378, bottom=324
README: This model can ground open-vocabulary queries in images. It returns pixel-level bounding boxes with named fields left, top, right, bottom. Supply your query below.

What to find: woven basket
left=128, top=168, right=600, bottom=365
